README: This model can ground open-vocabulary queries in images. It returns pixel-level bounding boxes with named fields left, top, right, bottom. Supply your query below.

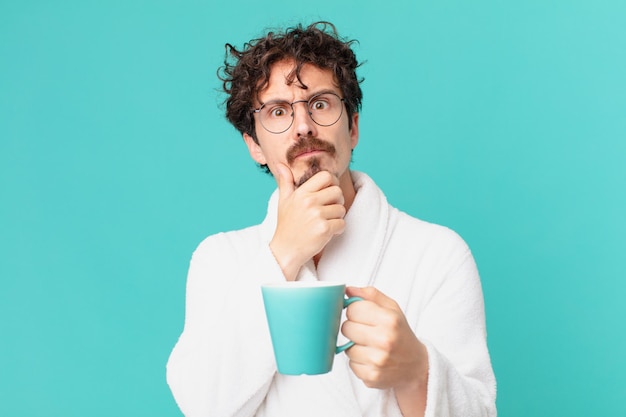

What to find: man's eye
left=269, top=106, right=289, bottom=118
left=311, top=100, right=328, bottom=111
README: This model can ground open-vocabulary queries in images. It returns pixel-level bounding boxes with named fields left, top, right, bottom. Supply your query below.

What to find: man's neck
left=339, top=169, right=356, bottom=212
left=313, top=170, right=356, bottom=268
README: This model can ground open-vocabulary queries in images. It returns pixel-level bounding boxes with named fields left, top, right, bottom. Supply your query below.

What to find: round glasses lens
left=308, top=93, right=344, bottom=126
left=259, top=102, right=293, bottom=134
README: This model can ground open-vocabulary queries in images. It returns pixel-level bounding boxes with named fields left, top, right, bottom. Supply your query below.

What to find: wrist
left=269, top=239, right=303, bottom=281
left=394, top=342, right=429, bottom=417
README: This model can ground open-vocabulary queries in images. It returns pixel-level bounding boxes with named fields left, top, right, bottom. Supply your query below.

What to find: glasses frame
left=252, top=92, right=346, bottom=134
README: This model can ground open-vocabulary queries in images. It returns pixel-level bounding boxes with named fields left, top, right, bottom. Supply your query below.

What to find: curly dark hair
left=218, top=21, right=363, bottom=145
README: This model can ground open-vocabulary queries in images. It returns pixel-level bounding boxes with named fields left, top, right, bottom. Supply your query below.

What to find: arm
left=167, top=164, right=348, bottom=416
left=342, top=286, right=429, bottom=417
left=166, top=235, right=284, bottom=417
left=342, top=244, right=496, bottom=417
left=416, top=251, right=497, bottom=417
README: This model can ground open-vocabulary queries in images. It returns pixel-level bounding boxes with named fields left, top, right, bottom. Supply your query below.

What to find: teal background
left=1, top=0, right=624, bottom=415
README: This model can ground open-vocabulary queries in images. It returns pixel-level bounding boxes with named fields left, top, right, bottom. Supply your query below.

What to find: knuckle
left=363, top=286, right=378, bottom=299
left=345, top=303, right=359, bottom=320
left=316, top=221, right=331, bottom=235
left=317, top=170, right=333, bottom=183
left=311, top=206, right=324, bottom=218
left=364, top=380, right=376, bottom=389
left=377, top=321, right=401, bottom=349
left=364, top=368, right=382, bottom=388
left=302, top=195, right=315, bottom=209
left=330, top=184, right=342, bottom=194
left=378, top=333, right=396, bottom=353
left=335, top=218, right=346, bottom=233
left=372, top=350, right=390, bottom=368
left=333, top=187, right=345, bottom=202
left=388, top=313, right=402, bottom=329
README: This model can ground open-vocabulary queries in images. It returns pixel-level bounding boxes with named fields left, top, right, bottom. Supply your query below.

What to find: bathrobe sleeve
left=412, top=230, right=497, bottom=417
left=166, top=228, right=284, bottom=417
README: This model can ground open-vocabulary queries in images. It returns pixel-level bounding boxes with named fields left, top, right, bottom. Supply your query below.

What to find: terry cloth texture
left=167, top=171, right=497, bottom=417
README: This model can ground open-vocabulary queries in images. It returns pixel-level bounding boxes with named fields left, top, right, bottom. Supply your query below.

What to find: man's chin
left=295, top=159, right=323, bottom=187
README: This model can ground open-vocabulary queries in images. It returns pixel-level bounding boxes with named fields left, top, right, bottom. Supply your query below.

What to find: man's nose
left=291, top=101, right=317, bottom=139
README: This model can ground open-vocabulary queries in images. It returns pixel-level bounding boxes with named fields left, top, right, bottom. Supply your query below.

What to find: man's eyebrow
left=259, top=88, right=339, bottom=106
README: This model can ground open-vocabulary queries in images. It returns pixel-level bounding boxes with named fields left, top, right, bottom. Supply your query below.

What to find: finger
left=298, top=170, right=339, bottom=192
left=344, top=344, right=382, bottom=368
left=275, top=162, right=295, bottom=199
left=341, top=319, right=373, bottom=346
left=319, top=204, right=347, bottom=221
left=342, top=343, right=370, bottom=363
left=305, top=217, right=345, bottom=240
left=346, top=286, right=399, bottom=310
left=345, top=299, right=386, bottom=326
left=347, top=358, right=387, bottom=389
left=298, top=185, right=344, bottom=211
left=314, top=184, right=345, bottom=206
left=325, top=218, right=346, bottom=237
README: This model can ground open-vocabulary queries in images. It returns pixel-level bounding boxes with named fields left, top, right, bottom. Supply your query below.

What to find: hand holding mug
left=341, top=286, right=429, bottom=393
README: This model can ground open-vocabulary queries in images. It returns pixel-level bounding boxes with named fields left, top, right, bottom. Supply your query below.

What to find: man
left=167, top=22, right=496, bottom=417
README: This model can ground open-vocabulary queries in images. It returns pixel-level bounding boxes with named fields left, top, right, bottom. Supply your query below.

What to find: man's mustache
left=286, top=136, right=336, bottom=165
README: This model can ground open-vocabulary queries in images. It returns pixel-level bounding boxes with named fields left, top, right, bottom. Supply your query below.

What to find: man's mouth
left=295, top=148, right=325, bottom=159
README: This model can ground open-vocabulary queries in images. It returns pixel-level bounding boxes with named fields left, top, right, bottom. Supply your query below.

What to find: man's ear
left=350, top=112, right=360, bottom=149
left=243, top=133, right=267, bottom=165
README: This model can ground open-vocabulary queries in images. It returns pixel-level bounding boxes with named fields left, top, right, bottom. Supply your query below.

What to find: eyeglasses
left=252, top=92, right=345, bottom=134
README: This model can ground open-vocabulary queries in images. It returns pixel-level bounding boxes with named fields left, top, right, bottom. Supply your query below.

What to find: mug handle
left=335, top=296, right=363, bottom=354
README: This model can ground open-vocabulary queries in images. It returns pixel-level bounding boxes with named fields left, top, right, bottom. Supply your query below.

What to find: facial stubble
left=286, top=136, right=337, bottom=188
left=295, top=157, right=322, bottom=187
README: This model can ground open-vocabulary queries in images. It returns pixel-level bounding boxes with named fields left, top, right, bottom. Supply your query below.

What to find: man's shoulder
left=392, top=208, right=470, bottom=252
left=355, top=171, right=468, bottom=247
left=192, top=223, right=265, bottom=258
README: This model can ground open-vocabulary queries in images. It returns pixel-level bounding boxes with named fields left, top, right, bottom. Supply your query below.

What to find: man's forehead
left=256, top=60, right=340, bottom=103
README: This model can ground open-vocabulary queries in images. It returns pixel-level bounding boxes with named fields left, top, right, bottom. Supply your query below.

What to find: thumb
left=275, top=162, right=295, bottom=198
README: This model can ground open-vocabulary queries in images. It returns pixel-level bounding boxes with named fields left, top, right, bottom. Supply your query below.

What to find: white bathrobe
left=166, top=171, right=497, bottom=417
